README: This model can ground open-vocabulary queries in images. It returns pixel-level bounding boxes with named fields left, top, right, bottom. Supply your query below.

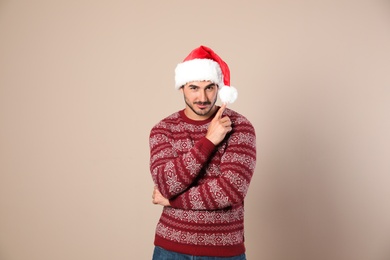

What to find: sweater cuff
left=169, top=192, right=188, bottom=209
left=168, top=198, right=180, bottom=209
left=197, top=137, right=215, bottom=156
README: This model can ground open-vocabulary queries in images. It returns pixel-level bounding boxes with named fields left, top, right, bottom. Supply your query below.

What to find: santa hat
left=174, top=45, right=238, bottom=104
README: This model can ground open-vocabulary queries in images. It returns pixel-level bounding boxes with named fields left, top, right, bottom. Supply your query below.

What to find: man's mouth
left=195, top=102, right=210, bottom=109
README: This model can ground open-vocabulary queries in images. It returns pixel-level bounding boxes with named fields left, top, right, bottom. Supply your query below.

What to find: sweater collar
left=179, top=106, right=220, bottom=125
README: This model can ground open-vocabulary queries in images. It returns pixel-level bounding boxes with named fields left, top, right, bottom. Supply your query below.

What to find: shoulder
left=225, top=108, right=254, bottom=128
left=224, top=109, right=256, bottom=149
left=150, top=111, right=182, bottom=132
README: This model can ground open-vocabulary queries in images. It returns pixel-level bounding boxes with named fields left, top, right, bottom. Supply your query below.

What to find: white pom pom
left=219, top=85, right=238, bottom=104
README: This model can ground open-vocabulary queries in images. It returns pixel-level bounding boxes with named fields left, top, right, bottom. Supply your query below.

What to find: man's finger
left=215, top=103, right=226, bottom=119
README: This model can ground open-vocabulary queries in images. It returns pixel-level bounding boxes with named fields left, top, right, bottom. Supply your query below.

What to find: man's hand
left=206, top=104, right=232, bottom=145
left=152, top=186, right=170, bottom=207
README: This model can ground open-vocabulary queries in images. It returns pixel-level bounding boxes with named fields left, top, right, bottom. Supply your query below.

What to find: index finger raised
left=215, top=103, right=227, bottom=119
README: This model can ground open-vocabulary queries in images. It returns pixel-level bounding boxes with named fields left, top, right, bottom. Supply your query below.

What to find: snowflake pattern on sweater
left=149, top=107, right=256, bottom=257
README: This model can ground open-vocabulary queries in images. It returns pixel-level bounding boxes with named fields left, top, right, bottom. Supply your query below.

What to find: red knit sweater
left=149, top=107, right=256, bottom=257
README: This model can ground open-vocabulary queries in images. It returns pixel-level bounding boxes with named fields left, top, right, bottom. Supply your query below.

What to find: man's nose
left=199, top=90, right=207, bottom=101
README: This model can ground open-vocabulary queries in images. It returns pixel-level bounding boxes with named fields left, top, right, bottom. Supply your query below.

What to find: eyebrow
left=188, top=83, right=216, bottom=88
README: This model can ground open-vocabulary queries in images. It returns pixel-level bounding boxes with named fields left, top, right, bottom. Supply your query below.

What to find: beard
left=184, top=96, right=217, bottom=117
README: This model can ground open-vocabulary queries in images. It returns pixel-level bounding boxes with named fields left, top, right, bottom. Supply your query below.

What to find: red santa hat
left=174, top=45, right=238, bottom=104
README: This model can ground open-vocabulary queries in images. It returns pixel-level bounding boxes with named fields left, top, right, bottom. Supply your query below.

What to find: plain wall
left=1, top=1, right=389, bottom=259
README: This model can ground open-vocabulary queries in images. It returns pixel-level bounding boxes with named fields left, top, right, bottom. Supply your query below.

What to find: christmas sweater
left=149, top=107, right=256, bottom=257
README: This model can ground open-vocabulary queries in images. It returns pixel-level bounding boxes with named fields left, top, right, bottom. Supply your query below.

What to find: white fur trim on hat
left=174, top=59, right=223, bottom=89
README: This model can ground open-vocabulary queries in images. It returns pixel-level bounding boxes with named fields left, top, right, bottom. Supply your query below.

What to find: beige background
left=1, top=1, right=390, bottom=259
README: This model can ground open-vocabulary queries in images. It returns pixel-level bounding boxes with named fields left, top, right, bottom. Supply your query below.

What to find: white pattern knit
left=149, top=107, right=256, bottom=257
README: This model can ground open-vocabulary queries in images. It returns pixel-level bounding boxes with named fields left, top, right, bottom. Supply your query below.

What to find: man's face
left=181, top=81, right=218, bottom=120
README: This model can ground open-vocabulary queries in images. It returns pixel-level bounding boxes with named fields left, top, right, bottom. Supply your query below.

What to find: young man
left=149, top=46, right=256, bottom=259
